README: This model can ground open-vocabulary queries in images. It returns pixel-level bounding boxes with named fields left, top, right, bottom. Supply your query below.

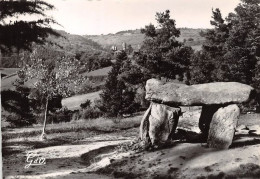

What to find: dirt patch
left=96, top=142, right=260, bottom=179
left=81, top=145, right=117, bottom=166
left=3, top=139, right=132, bottom=178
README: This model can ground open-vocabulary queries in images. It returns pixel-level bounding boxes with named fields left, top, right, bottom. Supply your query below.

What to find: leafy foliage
left=79, top=50, right=112, bottom=72
left=118, top=59, right=145, bottom=85
left=81, top=106, right=102, bottom=120
left=1, top=89, right=35, bottom=127
left=0, top=0, right=60, bottom=53
left=80, top=99, right=92, bottom=109
left=20, top=47, right=84, bottom=135
left=135, top=10, right=193, bottom=82
left=48, top=107, right=73, bottom=124
left=190, top=0, right=260, bottom=89
left=21, top=47, right=84, bottom=100
left=100, top=51, right=140, bottom=117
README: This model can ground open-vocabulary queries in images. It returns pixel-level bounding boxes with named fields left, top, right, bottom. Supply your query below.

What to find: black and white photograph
left=1, top=0, right=260, bottom=178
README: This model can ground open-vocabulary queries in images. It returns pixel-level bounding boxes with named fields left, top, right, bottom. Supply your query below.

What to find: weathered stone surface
left=207, top=104, right=240, bottom=149
left=140, top=103, right=181, bottom=148
left=178, top=106, right=201, bottom=134
left=235, top=124, right=249, bottom=135
left=146, top=78, right=254, bottom=106
left=140, top=104, right=152, bottom=148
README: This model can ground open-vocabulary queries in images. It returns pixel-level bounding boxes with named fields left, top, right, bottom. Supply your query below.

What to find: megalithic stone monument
left=140, top=78, right=256, bottom=149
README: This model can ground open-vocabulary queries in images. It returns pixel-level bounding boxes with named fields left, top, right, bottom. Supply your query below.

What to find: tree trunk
left=40, top=98, right=48, bottom=140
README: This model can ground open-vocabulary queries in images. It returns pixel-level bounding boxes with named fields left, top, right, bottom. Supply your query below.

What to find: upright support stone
left=140, top=103, right=181, bottom=148
left=207, top=104, right=240, bottom=149
left=149, top=103, right=181, bottom=146
left=140, top=104, right=152, bottom=149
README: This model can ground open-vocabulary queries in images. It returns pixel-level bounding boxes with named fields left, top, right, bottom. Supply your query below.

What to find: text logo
left=25, top=152, right=46, bottom=169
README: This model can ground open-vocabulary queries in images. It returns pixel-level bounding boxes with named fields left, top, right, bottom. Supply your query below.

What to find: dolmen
left=140, top=78, right=256, bottom=149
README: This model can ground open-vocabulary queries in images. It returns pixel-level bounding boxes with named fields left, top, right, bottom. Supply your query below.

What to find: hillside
left=1, top=28, right=206, bottom=68
left=0, top=30, right=106, bottom=68
left=50, top=30, right=106, bottom=55
left=85, top=28, right=207, bottom=51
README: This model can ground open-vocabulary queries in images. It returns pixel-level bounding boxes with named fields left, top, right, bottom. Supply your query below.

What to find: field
left=85, top=28, right=206, bottom=51
left=2, top=109, right=260, bottom=178
left=84, top=66, right=112, bottom=77
left=61, top=91, right=101, bottom=110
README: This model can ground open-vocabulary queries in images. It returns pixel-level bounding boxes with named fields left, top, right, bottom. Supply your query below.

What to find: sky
left=44, top=0, right=241, bottom=35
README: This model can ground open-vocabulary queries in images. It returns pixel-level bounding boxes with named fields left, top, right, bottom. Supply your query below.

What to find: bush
left=80, top=99, right=91, bottom=109
left=48, top=107, right=73, bottom=123
left=71, top=111, right=80, bottom=121
left=4, top=112, right=35, bottom=127
left=81, top=106, right=102, bottom=120
left=1, top=89, right=36, bottom=127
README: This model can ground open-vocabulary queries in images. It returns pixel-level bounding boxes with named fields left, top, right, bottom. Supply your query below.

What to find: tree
left=0, top=0, right=60, bottom=53
left=1, top=88, right=35, bottom=127
left=100, top=51, right=139, bottom=117
left=126, top=44, right=134, bottom=54
left=189, top=51, right=215, bottom=84
left=21, top=47, right=83, bottom=140
left=118, top=58, right=144, bottom=86
left=225, top=0, right=260, bottom=87
left=135, top=10, right=193, bottom=82
left=80, top=50, right=112, bottom=72
left=190, top=0, right=260, bottom=88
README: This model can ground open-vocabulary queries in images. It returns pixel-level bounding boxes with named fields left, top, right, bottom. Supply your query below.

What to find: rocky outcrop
left=146, top=79, right=255, bottom=106
left=207, top=104, right=240, bottom=149
left=140, top=103, right=181, bottom=148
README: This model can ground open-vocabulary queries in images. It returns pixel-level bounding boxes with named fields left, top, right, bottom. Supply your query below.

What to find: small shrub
left=49, top=107, right=73, bottom=123
left=71, top=111, right=80, bottom=121
left=1, top=89, right=36, bottom=127
left=4, top=112, right=35, bottom=127
left=81, top=106, right=102, bottom=120
left=80, top=99, right=91, bottom=109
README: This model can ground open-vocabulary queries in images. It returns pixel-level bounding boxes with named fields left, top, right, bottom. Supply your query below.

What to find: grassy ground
left=61, top=91, right=102, bottom=110
left=2, top=109, right=260, bottom=178
left=84, top=66, right=112, bottom=77
left=2, top=113, right=142, bottom=151
left=2, top=113, right=143, bottom=140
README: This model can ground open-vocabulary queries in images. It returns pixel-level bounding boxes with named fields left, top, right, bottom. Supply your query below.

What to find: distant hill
left=1, top=30, right=107, bottom=68
left=51, top=30, right=106, bottom=54
left=85, top=29, right=144, bottom=50
left=1, top=28, right=207, bottom=68
left=85, top=28, right=207, bottom=51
